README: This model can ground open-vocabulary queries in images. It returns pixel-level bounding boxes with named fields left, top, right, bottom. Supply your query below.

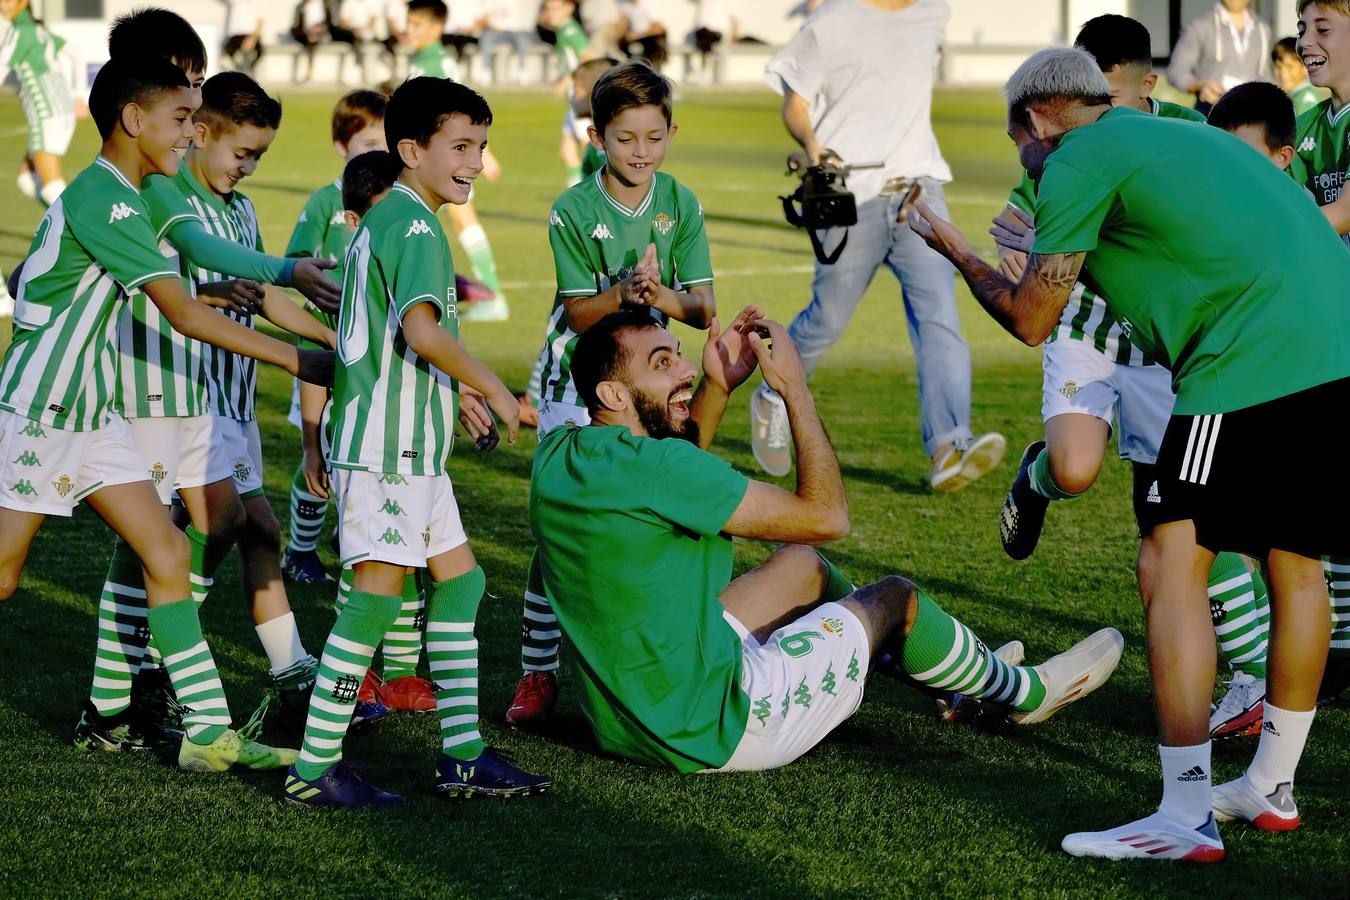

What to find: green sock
left=458, top=223, right=502, bottom=295
left=519, top=552, right=560, bottom=673
left=900, top=589, right=1046, bottom=711
left=817, top=552, right=855, bottom=603
left=1210, top=551, right=1269, bottom=678
left=146, top=599, right=231, bottom=744
left=1324, top=557, right=1350, bottom=659
left=286, top=462, right=328, bottom=553
left=185, top=523, right=232, bottom=606
left=428, top=566, right=486, bottom=761
left=295, top=587, right=402, bottom=780
left=88, top=540, right=150, bottom=715
left=381, top=573, right=424, bottom=680
left=1028, top=448, right=1082, bottom=501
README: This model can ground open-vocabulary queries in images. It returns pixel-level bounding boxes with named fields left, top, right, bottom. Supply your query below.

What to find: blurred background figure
left=1167, top=0, right=1272, bottom=115
left=616, top=0, right=666, bottom=69
left=1272, top=35, right=1321, bottom=115
left=688, top=0, right=737, bottom=84
left=224, top=0, right=266, bottom=74
left=478, top=0, right=538, bottom=85
left=290, top=0, right=331, bottom=81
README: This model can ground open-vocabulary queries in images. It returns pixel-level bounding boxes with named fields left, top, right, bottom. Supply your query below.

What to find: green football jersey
left=580, top=143, right=605, bottom=178
left=1007, top=99, right=1204, bottom=367
left=173, top=164, right=265, bottom=422
left=329, top=182, right=460, bottom=476
left=1291, top=99, right=1350, bottom=249
left=531, top=424, right=750, bottom=773
left=1291, top=81, right=1323, bottom=117
left=539, top=171, right=714, bottom=407
left=554, top=19, right=588, bottom=76
left=111, top=174, right=212, bottom=420
left=409, top=43, right=456, bottom=80
left=0, top=9, right=75, bottom=149
left=286, top=179, right=349, bottom=275
left=1033, top=106, right=1350, bottom=415
left=0, top=157, right=179, bottom=431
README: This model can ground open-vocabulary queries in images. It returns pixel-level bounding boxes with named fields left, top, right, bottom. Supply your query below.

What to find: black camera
left=781, top=159, right=857, bottom=264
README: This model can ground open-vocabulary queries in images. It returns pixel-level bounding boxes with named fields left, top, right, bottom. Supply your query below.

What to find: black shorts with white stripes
left=1152, top=376, right=1350, bottom=559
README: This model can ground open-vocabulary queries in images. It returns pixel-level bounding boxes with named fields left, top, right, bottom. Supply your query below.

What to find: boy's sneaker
left=177, top=729, right=299, bottom=773
left=1062, top=811, right=1224, bottom=861
left=1212, top=775, right=1300, bottom=831
left=1000, top=440, right=1049, bottom=560
left=358, top=668, right=382, bottom=705
left=506, top=671, right=559, bottom=726
left=930, top=432, right=1007, bottom=494
left=749, top=385, right=791, bottom=477
left=379, top=676, right=437, bottom=713
left=72, top=702, right=151, bottom=752
left=934, top=641, right=1025, bottom=724
left=354, top=698, right=391, bottom=730
left=284, top=761, right=404, bottom=808
left=435, top=747, right=552, bottom=798
left=1011, top=628, right=1124, bottom=725
left=281, top=548, right=334, bottom=585
left=1209, top=671, right=1265, bottom=739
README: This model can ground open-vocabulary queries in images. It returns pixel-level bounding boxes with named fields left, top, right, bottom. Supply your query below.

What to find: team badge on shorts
left=422, top=526, right=431, bottom=547
left=820, top=617, right=845, bottom=636
left=233, top=463, right=251, bottom=484
left=52, top=474, right=74, bottom=498
left=149, top=462, right=166, bottom=486
left=1060, top=381, right=1079, bottom=400
left=651, top=212, right=674, bottom=235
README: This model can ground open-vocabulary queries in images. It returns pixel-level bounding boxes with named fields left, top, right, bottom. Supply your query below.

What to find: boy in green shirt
left=1273, top=36, right=1323, bottom=115
left=0, top=0, right=81, bottom=207
left=1293, top=1, right=1350, bottom=242
left=540, top=0, right=595, bottom=184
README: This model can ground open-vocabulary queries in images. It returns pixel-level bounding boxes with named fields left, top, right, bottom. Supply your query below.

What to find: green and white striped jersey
left=554, top=19, right=588, bottom=76
left=1291, top=99, right=1350, bottom=250
left=173, top=164, right=265, bottom=422
left=330, top=182, right=460, bottom=476
left=0, top=10, right=75, bottom=141
left=0, top=157, right=179, bottom=431
left=538, top=170, right=713, bottom=406
left=1007, top=98, right=1204, bottom=367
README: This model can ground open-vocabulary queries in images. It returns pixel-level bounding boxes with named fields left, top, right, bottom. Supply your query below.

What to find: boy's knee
left=0, top=565, right=20, bottom=601
left=143, top=531, right=191, bottom=582
left=1048, top=447, right=1100, bottom=496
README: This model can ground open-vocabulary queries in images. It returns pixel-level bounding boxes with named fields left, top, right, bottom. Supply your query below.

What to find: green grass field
left=0, top=86, right=1345, bottom=898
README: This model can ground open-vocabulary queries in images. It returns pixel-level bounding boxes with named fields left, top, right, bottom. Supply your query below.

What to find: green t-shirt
left=0, top=157, right=179, bottom=431
left=409, top=43, right=457, bottom=80
left=1007, top=100, right=1204, bottom=367
left=581, top=143, right=606, bottom=178
left=530, top=424, right=751, bottom=772
left=286, top=178, right=348, bottom=348
left=1291, top=99, right=1350, bottom=249
left=1033, top=105, right=1350, bottom=415
left=554, top=19, right=588, bottom=75
left=329, top=182, right=460, bottom=476
left=538, top=171, right=714, bottom=407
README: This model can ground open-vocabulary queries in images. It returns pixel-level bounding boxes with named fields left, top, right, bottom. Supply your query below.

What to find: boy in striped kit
left=285, top=77, right=549, bottom=807
left=0, top=57, right=331, bottom=772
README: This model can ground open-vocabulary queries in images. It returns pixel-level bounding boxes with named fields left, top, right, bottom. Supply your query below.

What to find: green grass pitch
left=0, top=86, right=1344, bottom=898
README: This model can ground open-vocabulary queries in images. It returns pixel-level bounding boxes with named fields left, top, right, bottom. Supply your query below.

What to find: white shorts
left=287, top=380, right=301, bottom=429
left=125, top=414, right=230, bottom=504
left=715, top=603, right=870, bottom=772
left=30, top=112, right=75, bottom=156
left=1040, top=338, right=1175, bottom=465
left=562, top=106, right=592, bottom=142
left=537, top=399, right=590, bottom=436
left=0, top=410, right=147, bottom=516
left=208, top=415, right=265, bottom=497
left=335, top=469, right=467, bottom=568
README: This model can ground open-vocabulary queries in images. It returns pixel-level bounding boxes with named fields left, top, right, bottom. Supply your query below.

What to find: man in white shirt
left=1167, top=0, right=1273, bottom=114
left=752, top=0, right=1005, bottom=493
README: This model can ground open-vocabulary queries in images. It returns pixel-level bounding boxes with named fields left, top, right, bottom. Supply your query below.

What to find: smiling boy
left=1293, top=0, right=1350, bottom=243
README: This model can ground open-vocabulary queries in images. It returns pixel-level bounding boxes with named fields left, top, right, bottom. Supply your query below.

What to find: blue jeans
left=787, top=179, right=972, bottom=455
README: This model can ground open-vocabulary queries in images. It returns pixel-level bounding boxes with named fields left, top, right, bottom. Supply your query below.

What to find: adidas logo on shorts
left=404, top=219, right=433, bottom=237
left=108, top=202, right=138, bottom=223
left=1147, top=481, right=1161, bottom=504
left=1176, top=765, right=1208, bottom=782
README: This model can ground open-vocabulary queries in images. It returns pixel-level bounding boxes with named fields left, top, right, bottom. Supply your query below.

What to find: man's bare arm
left=782, top=89, right=823, bottom=163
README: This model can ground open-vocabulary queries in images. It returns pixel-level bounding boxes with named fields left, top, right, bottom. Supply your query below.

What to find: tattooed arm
left=907, top=200, right=1082, bottom=346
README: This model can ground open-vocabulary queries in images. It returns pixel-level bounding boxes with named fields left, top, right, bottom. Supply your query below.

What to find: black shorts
left=1153, top=376, right=1350, bottom=558
left=1131, top=461, right=1165, bottom=538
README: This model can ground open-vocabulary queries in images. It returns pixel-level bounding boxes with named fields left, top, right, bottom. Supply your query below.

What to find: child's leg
left=0, top=507, right=45, bottom=601
left=427, top=543, right=486, bottom=761
left=446, top=203, right=502, bottom=296
left=31, top=151, right=66, bottom=206
left=286, top=460, right=328, bottom=555
left=240, top=493, right=310, bottom=674
left=382, top=572, right=425, bottom=680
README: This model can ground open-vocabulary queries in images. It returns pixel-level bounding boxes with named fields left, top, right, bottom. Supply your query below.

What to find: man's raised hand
left=989, top=207, right=1035, bottom=255
left=747, top=319, right=807, bottom=401
left=907, top=199, right=974, bottom=262
left=701, top=304, right=766, bottom=394
left=292, top=258, right=342, bottom=313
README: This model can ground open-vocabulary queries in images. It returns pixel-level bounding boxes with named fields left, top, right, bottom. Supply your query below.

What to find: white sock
left=39, top=178, right=66, bottom=206
left=255, top=611, right=309, bottom=674
left=15, top=171, right=37, bottom=200
left=458, top=222, right=488, bottom=254
left=1247, top=703, right=1315, bottom=793
left=1158, top=741, right=1213, bottom=827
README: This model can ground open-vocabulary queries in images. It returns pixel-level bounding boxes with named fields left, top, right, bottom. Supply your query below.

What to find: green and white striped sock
left=286, top=463, right=328, bottom=554
left=900, top=589, right=1046, bottom=711
left=335, top=566, right=352, bottom=614
left=1210, top=551, right=1269, bottom=678
left=428, top=567, right=485, bottom=760
left=520, top=553, right=560, bottom=673
left=382, top=573, right=425, bottom=680
left=88, top=541, right=151, bottom=715
left=1323, top=557, right=1350, bottom=659
left=146, top=599, right=231, bottom=744
left=295, top=587, right=401, bottom=780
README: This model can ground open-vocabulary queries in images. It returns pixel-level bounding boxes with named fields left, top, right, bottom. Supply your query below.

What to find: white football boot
left=1011, top=627, right=1124, bottom=725
left=1212, top=775, right=1300, bottom=831
left=1062, top=810, right=1225, bottom=862
left=750, top=384, right=791, bottom=477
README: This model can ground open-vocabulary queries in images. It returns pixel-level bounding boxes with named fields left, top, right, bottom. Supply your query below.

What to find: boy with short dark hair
left=286, top=77, right=549, bottom=807
left=509, top=60, right=716, bottom=724
left=1209, top=81, right=1298, bottom=168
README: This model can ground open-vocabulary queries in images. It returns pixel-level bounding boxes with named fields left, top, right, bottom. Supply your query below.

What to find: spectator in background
left=336, top=0, right=397, bottom=81
left=442, top=0, right=485, bottom=66
left=291, top=0, right=330, bottom=81
left=1272, top=36, right=1321, bottom=115
left=689, top=0, right=737, bottom=84
left=224, top=0, right=266, bottom=74
left=478, top=0, right=538, bottom=84
left=1167, top=0, right=1272, bottom=115
left=616, top=0, right=666, bottom=69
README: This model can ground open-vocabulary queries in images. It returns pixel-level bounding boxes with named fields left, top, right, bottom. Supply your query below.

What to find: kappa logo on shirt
left=1299, top=136, right=1317, bottom=152
left=550, top=209, right=563, bottom=226
left=591, top=223, right=614, bottom=240
left=108, top=202, right=139, bottom=224
left=330, top=211, right=346, bottom=225
left=404, top=219, right=433, bottom=238
left=297, top=210, right=308, bottom=223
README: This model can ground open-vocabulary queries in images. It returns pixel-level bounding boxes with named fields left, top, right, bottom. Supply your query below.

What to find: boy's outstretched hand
left=459, top=389, right=501, bottom=452
left=292, top=258, right=343, bottom=313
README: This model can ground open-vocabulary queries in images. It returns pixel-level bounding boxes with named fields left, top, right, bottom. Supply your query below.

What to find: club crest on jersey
left=150, top=462, right=167, bottom=486
left=1060, top=381, right=1079, bottom=399
left=108, top=202, right=139, bottom=223
left=52, top=474, right=74, bottom=498
left=591, top=223, right=614, bottom=240
left=404, top=219, right=433, bottom=238
left=820, top=617, right=845, bottom=636
left=651, top=212, right=674, bottom=235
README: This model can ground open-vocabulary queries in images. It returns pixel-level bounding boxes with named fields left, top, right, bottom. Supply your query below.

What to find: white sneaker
left=1209, top=671, right=1265, bottom=739
left=930, top=432, right=1007, bottom=494
left=750, top=385, right=791, bottom=477
left=1011, top=627, right=1124, bottom=725
left=1062, top=810, right=1225, bottom=861
left=1212, top=775, right=1300, bottom=831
